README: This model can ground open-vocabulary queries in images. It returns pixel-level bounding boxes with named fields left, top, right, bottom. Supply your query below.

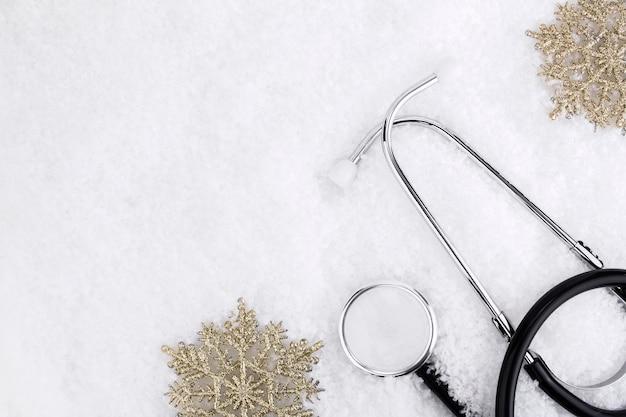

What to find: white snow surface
left=2, top=1, right=626, bottom=416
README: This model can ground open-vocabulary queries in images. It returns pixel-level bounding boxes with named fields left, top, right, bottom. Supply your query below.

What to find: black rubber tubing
left=496, top=269, right=626, bottom=417
left=415, top=360, right=469, bottom=416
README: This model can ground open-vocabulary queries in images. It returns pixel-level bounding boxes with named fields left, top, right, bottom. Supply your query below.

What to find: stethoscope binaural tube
left=496, top=269, right=626, bottom=417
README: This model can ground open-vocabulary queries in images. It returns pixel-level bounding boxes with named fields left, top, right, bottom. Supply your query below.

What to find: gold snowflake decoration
left=527, top=0, right=626, bottom=129
left=162, top=299, right=323, bottom=417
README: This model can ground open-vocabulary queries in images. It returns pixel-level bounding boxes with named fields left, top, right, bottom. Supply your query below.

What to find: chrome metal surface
left=349, top=77, right=603, bottom=271
left=339, top=282, right=437, bottom=377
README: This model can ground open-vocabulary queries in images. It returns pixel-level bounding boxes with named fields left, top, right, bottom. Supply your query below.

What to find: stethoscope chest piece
left=339, top=282, right=437, bottom=377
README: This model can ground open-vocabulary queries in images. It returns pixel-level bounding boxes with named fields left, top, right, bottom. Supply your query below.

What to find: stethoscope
left=332, top=74, right=626, bottom=416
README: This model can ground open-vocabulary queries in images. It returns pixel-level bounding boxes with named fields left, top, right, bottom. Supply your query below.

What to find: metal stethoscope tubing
left=344, top=74, right=626, bottom=416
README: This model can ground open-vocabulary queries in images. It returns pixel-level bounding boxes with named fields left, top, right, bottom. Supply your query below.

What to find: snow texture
left=1, top=1, right=626, bottom=416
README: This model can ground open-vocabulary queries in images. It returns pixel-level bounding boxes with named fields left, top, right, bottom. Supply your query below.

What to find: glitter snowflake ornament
left=527, top=0, right=626, bottom=129
left=162, top=299, right=323, bottom=417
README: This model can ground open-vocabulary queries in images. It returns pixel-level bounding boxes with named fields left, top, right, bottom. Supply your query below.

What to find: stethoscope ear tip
left=430, top=56, right=463, bottom=85
left=329, top=158, right=358, bottom=188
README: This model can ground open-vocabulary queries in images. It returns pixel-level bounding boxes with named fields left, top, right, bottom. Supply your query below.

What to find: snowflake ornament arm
left=162, top=299, right=323, bottom=417
left=527, top=0, right=626, bottom=130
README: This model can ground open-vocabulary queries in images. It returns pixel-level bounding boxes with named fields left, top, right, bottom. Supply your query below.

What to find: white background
left=2, top=1, right=626, bottom=416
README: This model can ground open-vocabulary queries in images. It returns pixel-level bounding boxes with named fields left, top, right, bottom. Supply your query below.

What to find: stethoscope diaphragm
left=339, top=282, right=437, bottom=377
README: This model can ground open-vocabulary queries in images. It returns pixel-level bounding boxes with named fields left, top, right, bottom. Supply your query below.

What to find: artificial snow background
left=2, top=1, right=626, bottom=416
